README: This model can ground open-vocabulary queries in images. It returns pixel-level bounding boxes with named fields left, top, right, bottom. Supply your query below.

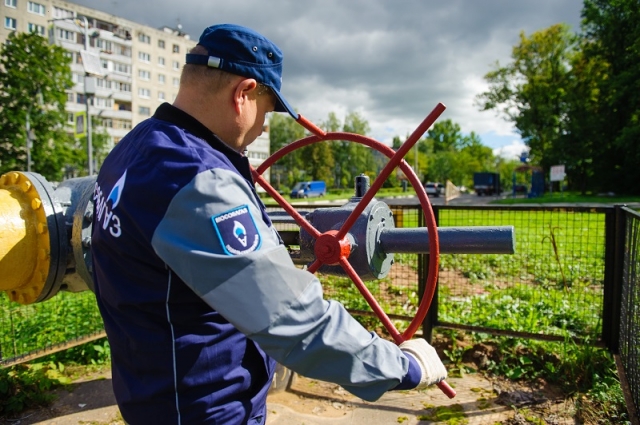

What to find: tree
left=581, top=0, right=640, bottom=194
left=417, top=119, right=495, bottom=187
left=74, top=118, right=112, bottom=176
left=324, top=111, right=375, bottom=189
left=268, top=113, right=306, bottom=189
left=476, top=24, right=576, bottom=171
left=427, top=119, right=464, bottom=152
left=0, top=32, right=74, bottom=180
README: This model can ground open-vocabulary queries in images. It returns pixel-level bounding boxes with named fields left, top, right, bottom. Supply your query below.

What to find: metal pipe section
left=0, top=172, right=96, bottom=304
left=280, top=226, right=515, bottom=255
left=0, top=172, right=66, bottom=304
left=379, top=226, right=515, bottom=255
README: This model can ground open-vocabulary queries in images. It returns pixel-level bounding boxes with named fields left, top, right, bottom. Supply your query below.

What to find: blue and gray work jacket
left=91, top=103, right=420, bottom=424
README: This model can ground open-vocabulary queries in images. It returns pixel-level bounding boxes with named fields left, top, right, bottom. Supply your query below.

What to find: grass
left=0, top=202, right=633, bottom=421
left=493, top=191, right=640, bottom=205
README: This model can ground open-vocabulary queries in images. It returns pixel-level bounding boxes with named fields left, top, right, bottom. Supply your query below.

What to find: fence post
left=602, top=204, right=625, bottom=353
left=421, top=206, right=439, bottom=343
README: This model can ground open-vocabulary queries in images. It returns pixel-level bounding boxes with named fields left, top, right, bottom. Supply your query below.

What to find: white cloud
left=71, top=0, right=583, bottom=150
left=493, top=140, right=530, bottom=160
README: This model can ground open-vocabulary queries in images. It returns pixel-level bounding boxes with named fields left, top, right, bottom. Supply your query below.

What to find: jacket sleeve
left=151, top=168, right=411, bottom=401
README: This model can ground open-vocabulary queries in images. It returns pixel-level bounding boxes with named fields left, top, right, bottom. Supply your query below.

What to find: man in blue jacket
left=91, top=23, right=446, bottom=424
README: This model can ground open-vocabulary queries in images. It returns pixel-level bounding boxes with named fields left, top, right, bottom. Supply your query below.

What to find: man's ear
left=233, top=78, right=258, bottom=114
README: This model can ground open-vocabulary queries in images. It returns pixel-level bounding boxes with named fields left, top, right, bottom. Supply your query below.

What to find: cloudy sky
left=73, top=0, right=583, bottom=159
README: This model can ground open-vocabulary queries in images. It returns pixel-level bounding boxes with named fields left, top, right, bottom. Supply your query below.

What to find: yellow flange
left=0, top=172, right=51, bottom=304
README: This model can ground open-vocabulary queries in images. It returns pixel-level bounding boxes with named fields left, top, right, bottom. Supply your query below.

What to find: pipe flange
left=0, top=172, right=59, bottom=304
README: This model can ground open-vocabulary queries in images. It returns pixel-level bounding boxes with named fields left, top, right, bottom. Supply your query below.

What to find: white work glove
left=399, top=338, right=447, bottom=389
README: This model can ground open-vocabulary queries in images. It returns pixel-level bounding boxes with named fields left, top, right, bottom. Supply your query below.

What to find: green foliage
left=40, top=339, right=111, bottom=366
left=0, top=291, right=104, bottom=360
left=269, top=110, right=379, bottom=190
left=268, top=107, right=501, bottom=193
left=576, top=374, right=629, bottom=423
left=581, top=0, right=640, bottom=195
left=268, top=113, right=307, bottom=189
left=476, top=24, right=576, bottom=172
left=418, top=403, right=468, bottom=424
left=0, top=363, right=69, bottom=414
left=477, top=3, right=640, bottom=195
left=0, top=340, right=110, bottom=417
left=0, top=32, right=75, bottom=181
left=74, top=120, right=113, bottom=176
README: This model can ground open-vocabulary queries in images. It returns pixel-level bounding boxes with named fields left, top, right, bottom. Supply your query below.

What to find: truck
left=473, top=172, right=501, bottom=196
left=290, top=181, right=327, bottom=199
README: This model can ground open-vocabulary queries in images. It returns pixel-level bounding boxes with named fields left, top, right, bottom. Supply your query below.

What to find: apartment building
left=1, top=0, right=194, bottom=147
left=1, top=0, right=272, bottom=179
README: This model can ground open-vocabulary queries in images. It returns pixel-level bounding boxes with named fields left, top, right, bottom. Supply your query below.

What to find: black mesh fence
left=0, top=201, right=636, bottom=418
left=0, top=290, right=104, bottom=366
left=617, top=206, right=640, bottom=420
left=433, top=205, right=608, bottom=342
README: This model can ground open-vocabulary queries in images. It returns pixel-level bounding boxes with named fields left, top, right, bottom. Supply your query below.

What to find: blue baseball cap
left=185, top=24, right=298, bottom=119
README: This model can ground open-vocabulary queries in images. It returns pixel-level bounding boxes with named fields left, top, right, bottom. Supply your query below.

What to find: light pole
left=79, top=16, right=94, bottom=176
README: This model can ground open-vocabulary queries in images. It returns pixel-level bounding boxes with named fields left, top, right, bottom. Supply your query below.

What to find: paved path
left=13, top=370, right=567, bottom=425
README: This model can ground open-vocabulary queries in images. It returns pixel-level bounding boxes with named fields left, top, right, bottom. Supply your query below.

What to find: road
left=381, top=192, right=507, bottom=206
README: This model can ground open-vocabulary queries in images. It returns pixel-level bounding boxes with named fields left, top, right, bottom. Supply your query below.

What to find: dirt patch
left=0, top=366, right=581, bottom=425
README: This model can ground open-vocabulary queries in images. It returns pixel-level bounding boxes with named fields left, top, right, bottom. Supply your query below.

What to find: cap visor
left=272, top=90, right=299, bottom=120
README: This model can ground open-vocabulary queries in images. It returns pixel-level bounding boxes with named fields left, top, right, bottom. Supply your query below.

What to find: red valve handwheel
left=252, top=103, right=455, bottom=398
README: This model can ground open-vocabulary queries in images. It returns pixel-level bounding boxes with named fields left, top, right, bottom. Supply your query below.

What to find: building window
left=158, top=91, right=165, bottom=101
left=52, top=6, right=73, bottom=19
left=95, top=97, right=113, bottom=108
left=138, top=106, right=151, bottom=116
left=57, top=28, right=75, bottom=41
left=172, top=60, right=180, bottom=71
left=67, top=112, right=74, bottom=124
left=96, top=78, right=111, bottom=89
left=5, top=0, right=16, bottom=8
left=76, top=93, right=87, bottom=104
left=138, top=69, right=151, bottom=80
left=138, top=52, right=150, bottom=62
left=172, top=77, right=180, bottom=87
left=138, top=33, right=150, bottom=44
left=27, top=1, right=45, bottom=15
left=116, top=44, right=131, bottom=57
left=138, top=88, right=151, bottom=98
left=4, top=17, right=16, bottom=30
left=158, top=39, right=165, bottom=49
left=115, top=101, right=132, bottom=111
left=114, top=82, right=131, bottom=92
left=158, top=74, right=165, bottom=84
left=28, top=22, right=45, bottom=35
left=96, top=39, right=112, bottom=52
left=158, top=56, right=165, bottom=67
left=114, top=62, right=131, bottom=74
left=172, top=44, right=179, bottom=53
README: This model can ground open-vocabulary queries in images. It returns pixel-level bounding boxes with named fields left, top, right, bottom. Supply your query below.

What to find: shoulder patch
left=211, top=205, right=262, bottom=255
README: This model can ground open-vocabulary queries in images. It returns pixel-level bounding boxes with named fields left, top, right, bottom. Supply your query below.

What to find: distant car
left=290, top=181, right=327, bottom=198
left=424, top=182, right=444, bottom=197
